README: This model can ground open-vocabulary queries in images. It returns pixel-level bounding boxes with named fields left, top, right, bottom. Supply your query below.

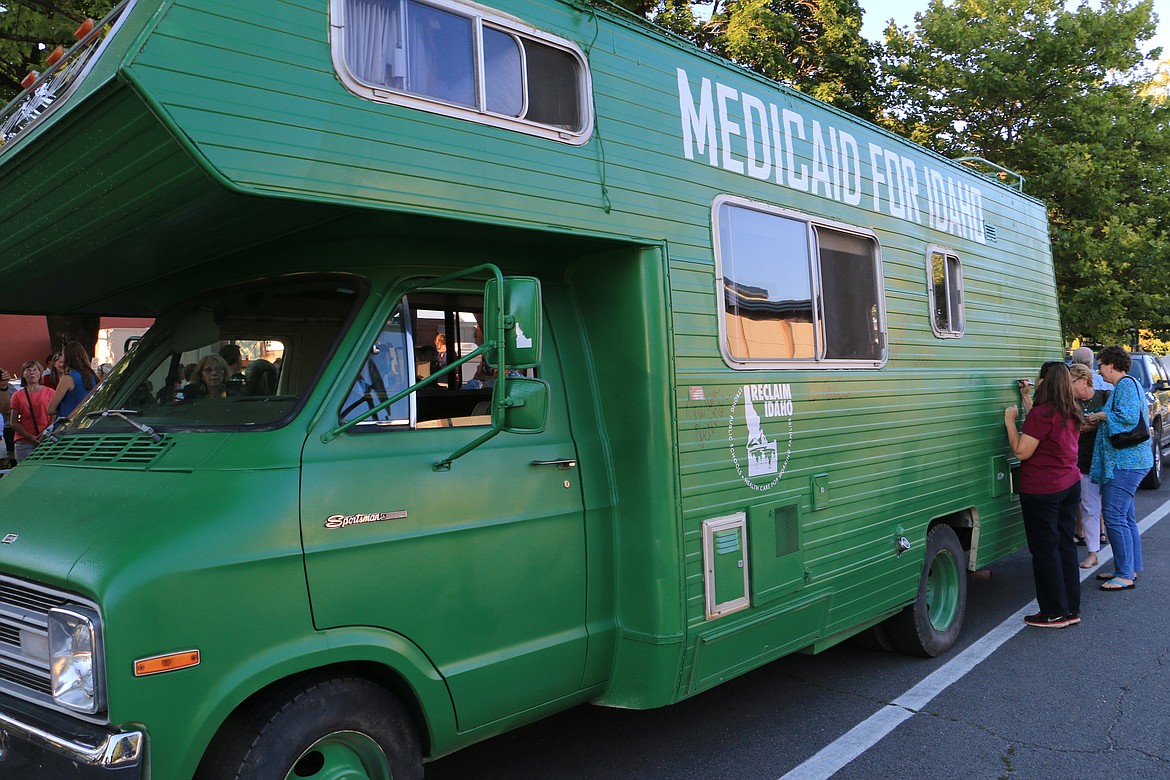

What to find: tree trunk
left=45, top=315, right=100, bottom=358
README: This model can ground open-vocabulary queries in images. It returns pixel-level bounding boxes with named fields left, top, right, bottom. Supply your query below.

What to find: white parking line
left=778, top=493, right=1170, bottom=780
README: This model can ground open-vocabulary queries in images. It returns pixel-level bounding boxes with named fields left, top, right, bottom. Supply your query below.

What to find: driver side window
left=340, top=293, right=530, bottom=429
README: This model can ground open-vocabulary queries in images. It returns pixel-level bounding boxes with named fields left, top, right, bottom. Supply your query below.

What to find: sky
left=859, top=0, right=1170, bottom=57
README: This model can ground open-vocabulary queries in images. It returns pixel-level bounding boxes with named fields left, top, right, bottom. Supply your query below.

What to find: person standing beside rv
left=1005, top=362, right=1083, bottom=628
left=9, top=361, right=56, bottom=462
left=1068, top=362, right=1107, bottom=569
left=46, top=341, right=99, bottom=420
left=1087, top=345, right=1152, bottom=591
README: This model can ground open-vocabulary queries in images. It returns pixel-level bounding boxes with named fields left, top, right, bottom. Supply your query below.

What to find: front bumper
left=0, top=697, right=143, bottom=778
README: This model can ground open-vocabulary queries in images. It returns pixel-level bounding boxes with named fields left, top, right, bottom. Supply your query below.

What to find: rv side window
left=928, top=248, right=965, bottom=338
left=715, top=198, right=885, bottom=367
left=334, top=0, right=590, bottom=143
left=340, top=292, right=533, bottom=430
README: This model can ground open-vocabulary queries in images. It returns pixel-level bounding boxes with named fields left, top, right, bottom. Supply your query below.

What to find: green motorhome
left=0, top=0, right=1062, bottom=777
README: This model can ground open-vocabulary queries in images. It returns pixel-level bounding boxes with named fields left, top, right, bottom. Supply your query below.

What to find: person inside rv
left=219, top=344, right=246, bottom=396
left=463, top=359, right=496, bottom=389
left=185, top=354, right=230, bottom=400
left=245, top=359, right=279, bottom=397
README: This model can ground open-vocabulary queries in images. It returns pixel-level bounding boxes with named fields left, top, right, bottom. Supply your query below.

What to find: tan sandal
left=1079, top=556, right=1098, bottom=569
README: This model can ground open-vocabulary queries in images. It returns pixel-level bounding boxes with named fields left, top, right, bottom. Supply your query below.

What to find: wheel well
left=199, top=662, right=431, bottom=769
left=928, top=510, right=974, bottom=553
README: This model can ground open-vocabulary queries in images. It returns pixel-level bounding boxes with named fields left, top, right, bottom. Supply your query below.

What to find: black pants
left=1020, top=482, right=1082, bottom=617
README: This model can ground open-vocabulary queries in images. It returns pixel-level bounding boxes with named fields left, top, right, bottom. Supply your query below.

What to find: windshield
left=71, top=275, right=363, bottom=433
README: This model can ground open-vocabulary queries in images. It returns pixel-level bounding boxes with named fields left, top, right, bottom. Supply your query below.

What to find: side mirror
left=1155, top=379, right=1170, bottom=393
left=500, top=378, right=549, bottom=434
left=484, top=276, right=542, bottom=369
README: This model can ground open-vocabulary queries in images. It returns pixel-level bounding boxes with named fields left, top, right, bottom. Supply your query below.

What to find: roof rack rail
left=955, top=157, right=1025, bottom=192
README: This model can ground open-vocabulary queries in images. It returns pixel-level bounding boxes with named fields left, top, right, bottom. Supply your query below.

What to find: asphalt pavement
left=427, top=484, right=1170, bottom=779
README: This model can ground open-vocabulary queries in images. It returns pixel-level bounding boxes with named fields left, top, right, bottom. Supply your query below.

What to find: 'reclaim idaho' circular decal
left=728, top=383, right=794, bottom=492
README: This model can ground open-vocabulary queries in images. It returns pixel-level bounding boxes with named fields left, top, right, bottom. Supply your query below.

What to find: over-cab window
left=333, top=0, right=592, bottom=143
left=714, top=197, right=886, bottom=367
left=340, top=292, right=532, bottom=429
left=927, top=247, right=965, bottom=338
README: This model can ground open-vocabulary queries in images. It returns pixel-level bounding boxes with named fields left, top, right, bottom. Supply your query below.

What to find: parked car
left=1126, top=352, right=1170, bottom=489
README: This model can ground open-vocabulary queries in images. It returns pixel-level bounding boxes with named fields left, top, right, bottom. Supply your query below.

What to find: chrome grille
left=0, top=574, right=98, bottom=714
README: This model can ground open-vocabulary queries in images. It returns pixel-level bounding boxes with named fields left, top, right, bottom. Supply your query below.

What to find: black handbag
left=1109, top=376, right=1150, bottom=449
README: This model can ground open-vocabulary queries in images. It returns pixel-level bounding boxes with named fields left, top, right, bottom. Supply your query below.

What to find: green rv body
left=0, top=0, right=1062, bottom=776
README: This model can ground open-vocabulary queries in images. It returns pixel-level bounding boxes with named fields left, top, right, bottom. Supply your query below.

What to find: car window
left=1152, top=360, right=1169, bottom=386
left=1129, top=358, right=1151, bottom=390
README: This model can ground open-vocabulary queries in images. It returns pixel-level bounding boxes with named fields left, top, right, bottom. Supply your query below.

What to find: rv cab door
left=299, top=293, right=587, bottom=731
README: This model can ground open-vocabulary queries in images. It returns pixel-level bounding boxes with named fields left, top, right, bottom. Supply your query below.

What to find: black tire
left=849, top=620, right=897, bottom=653
left=195, top=676, right=423, bottom=780
left=886, top=524, right=967, bottom=658
left=1140, top=433, right=1162, bottom=490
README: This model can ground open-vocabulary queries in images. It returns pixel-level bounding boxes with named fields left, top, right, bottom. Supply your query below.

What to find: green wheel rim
left=285, top=731, right=393, bottom=780
left=925, top=549, right=960, bottom=631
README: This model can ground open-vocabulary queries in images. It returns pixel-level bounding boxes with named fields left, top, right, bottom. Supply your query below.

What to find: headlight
left=48, top=606, right=106, bottom=714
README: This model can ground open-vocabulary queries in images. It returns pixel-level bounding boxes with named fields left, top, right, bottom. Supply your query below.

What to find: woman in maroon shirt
left=1005, top=361, right=1083, bottom=629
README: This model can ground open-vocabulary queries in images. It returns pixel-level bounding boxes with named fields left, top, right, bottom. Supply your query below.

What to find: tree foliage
left=608, top=0, right=881, bottom=120
left=0, top=0, right=114, bottom=103
left=878, top=0, right=1170, bottom=344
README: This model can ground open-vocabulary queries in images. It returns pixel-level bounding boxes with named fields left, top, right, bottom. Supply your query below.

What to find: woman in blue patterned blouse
left=1088, top=345, right=1153, bottom=591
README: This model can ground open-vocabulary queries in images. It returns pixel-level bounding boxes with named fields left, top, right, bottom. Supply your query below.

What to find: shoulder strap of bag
left=23, top=387, right=40, bottom=436
left=1111, top=375, right=1146, bottom=419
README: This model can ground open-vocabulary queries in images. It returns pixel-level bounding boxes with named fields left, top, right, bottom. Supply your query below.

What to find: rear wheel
left=195, top=676, right=423, bottom=780
left=850, top=620, right=897, bottom=653
left=886, top=524, right=967, bottom=658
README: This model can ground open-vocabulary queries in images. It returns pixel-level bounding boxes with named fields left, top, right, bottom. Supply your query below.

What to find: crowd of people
left=0, top=341, right=102, bottom=467
left=1005, top=344, right=1150, bottom=629
left=0, top=342, right=280, bottom=468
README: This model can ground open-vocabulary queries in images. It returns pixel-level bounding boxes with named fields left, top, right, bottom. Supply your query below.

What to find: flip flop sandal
left=1100, top=578, right=1135, bottom=591
left=1079, top=559, right=1098, bottom=569
left=1097, top=571, right=1138, bottom=581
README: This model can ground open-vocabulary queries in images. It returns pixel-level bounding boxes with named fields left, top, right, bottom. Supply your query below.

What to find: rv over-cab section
left=0, top=0, right=1052, bottom=318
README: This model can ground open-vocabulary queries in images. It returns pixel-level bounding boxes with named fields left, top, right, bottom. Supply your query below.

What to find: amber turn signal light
left=74, top=19, right=95, bottom=40
left=134, top=650, right=200, bottom=677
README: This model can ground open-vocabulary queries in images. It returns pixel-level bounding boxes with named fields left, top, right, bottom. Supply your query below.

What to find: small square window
left=928, top=248, right=965, bottom=338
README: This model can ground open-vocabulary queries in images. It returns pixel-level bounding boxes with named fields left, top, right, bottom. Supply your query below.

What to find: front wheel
left=195, top=676, right=423, bottom=780
left=1140, top=433, right=1162, bottom=490
left=886, top=524, right=967, bottom=658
